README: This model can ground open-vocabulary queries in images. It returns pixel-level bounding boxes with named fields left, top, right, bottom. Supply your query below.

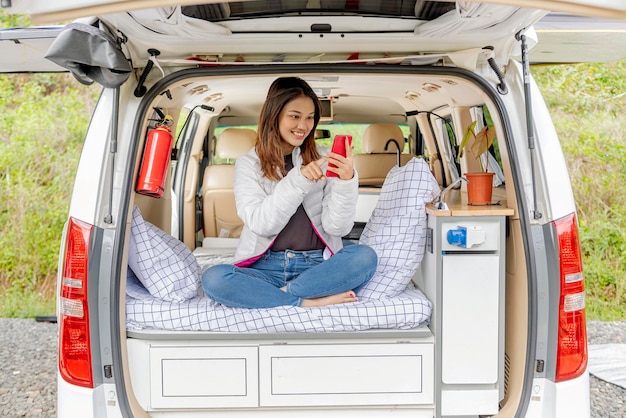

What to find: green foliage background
left=0, top=12, right=101, bottom=316
left=0, top=73, right=100, bottom=316
left=0, top=11, right=624, bottom=319
left=533, top=61, right=626, bottom=320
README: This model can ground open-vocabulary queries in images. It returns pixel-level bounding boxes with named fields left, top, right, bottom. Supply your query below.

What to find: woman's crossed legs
left=201, top=244, right=377, bottom=309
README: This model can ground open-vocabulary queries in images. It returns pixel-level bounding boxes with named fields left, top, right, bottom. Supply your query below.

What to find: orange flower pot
left=465, top=172, right=495, bottom=205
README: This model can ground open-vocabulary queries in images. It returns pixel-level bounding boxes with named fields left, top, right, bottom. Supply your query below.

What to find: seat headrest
left=216, top=128, right=256, bottom=159
left=362, top=123, right=405, bottom=154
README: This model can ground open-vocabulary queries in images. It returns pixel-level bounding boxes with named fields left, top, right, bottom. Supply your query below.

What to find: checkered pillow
left=127, top=206, right=201, bottom=301
left=357, top=158, right=439, bottom=300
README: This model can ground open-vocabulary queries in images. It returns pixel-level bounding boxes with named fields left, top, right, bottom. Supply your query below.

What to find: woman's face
left=277, top=95, right=315, bottom=154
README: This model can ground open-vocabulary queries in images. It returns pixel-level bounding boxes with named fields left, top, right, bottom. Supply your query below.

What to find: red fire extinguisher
left=136, top=118, right=174, bottom=198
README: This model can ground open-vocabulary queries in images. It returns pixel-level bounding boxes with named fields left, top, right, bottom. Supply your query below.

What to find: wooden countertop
left=426, top=188, right=515, bottom=217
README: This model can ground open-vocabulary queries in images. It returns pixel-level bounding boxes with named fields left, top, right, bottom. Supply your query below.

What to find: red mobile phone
left=326, top=135, right=352, bottom=177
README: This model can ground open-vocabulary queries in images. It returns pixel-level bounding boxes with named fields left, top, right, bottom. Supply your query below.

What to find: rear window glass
left=182, top=1, right=455, bottom=21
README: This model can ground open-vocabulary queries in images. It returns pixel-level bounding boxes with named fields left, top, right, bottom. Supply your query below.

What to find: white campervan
left=2, top=1, right=626, bottom=417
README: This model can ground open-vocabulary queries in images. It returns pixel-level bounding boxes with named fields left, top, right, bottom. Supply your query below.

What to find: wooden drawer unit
left=259, top=343, right=434, bottom=407
left=149, top=345, right=259, bottom=409
left=127, top=330, right=435, bottom=412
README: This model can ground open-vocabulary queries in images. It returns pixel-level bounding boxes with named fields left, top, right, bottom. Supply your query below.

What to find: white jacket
left=233, top=146, right=359, bottom=265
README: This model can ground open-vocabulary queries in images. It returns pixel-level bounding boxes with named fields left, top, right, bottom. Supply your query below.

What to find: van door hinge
left=482, top=46, right=507, bottom=95
left=104, top=364, right=113, bottom=379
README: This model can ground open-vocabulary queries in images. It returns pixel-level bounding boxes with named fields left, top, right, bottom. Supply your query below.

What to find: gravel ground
left=587, top=320, right=626, bottom=418
left=0, top=318, right=624, bottom=417
left=0, top=318, right=57, bottom=417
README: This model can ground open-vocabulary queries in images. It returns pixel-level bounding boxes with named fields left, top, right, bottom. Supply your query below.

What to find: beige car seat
left=202, top=128, right=256, bottom=238
left=352, top=123, right=414, bottom=186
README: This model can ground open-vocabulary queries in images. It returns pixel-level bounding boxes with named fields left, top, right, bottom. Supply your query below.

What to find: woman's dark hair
left=256, top=77, right=322, bottom=180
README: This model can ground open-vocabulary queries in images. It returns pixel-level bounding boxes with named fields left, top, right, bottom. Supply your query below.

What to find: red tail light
left=554, top=213, right=588, bottom=382
left=58, top=217, right=94, bottom=388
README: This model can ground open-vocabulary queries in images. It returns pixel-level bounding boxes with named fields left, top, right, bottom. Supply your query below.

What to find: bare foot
left=301, top=291, right=358, bottom=307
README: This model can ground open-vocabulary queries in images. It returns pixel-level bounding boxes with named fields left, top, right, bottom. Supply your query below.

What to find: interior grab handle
left=384, top=138, right=402, bottom=167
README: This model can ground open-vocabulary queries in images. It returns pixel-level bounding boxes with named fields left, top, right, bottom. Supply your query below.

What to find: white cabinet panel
left=441, top=254, right=500, bottom=384
left=259, top=343, right=434, bottom=406
left=424, top=213, right=506, bottom=417
left=150, top=346, right=258, bottom=409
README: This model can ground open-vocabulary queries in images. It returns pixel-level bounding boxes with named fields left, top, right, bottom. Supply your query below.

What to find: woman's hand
left=325, top=137, right=354, bottom=180
left=300, top=158, right=326, bottom=181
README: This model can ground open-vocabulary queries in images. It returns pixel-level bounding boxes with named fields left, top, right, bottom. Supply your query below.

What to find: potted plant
left=458, top=120, right=497, bottom=205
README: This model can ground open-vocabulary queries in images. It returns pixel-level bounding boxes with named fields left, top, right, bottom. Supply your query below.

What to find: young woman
left=201, top=77, right=377, bottom=309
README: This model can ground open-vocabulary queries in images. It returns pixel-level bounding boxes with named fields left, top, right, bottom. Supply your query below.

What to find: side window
left=172, top=107, right=201, bottom=187
left=482, top=105, right=505, bottom=174
left=471, top=105, right=505, bottom=186
left=432, top=114, right=460, bottom=184
left=443, top=116, right=461, bottom=177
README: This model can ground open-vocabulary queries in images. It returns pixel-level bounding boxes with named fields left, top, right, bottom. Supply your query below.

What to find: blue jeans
left=202, top=244, right=377, bottom=308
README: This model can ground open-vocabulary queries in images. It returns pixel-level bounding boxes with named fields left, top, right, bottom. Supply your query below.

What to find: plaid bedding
left=127, top=282, right=432, bottom=332
left=126, top=244, right=432, bottom=332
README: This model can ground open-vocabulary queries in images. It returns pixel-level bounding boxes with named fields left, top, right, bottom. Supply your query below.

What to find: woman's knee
left=201, top=264, right=232, bottom=295
left=344, top=244, right=378, bottom=270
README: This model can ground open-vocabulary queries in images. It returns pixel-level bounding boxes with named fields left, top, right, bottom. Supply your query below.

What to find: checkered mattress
left=126, top=249, right=432, bottom=332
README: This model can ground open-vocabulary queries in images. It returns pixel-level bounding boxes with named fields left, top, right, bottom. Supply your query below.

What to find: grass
left=0, top=73, right=100, bottom=318
left=533, top=60, right=626, bottom=320
left=1, top=277, right=56, bottom=318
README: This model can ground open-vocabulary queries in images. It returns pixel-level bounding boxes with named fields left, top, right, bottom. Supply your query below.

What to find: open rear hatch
left=5, top=0, right=626, bottom=22
left=2, top=0, right=626, bottom=77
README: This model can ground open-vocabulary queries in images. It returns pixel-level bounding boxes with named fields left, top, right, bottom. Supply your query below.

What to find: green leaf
left=458, top=120, right=477, bottom=161
left=470, top=126, right=496, bottom=159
